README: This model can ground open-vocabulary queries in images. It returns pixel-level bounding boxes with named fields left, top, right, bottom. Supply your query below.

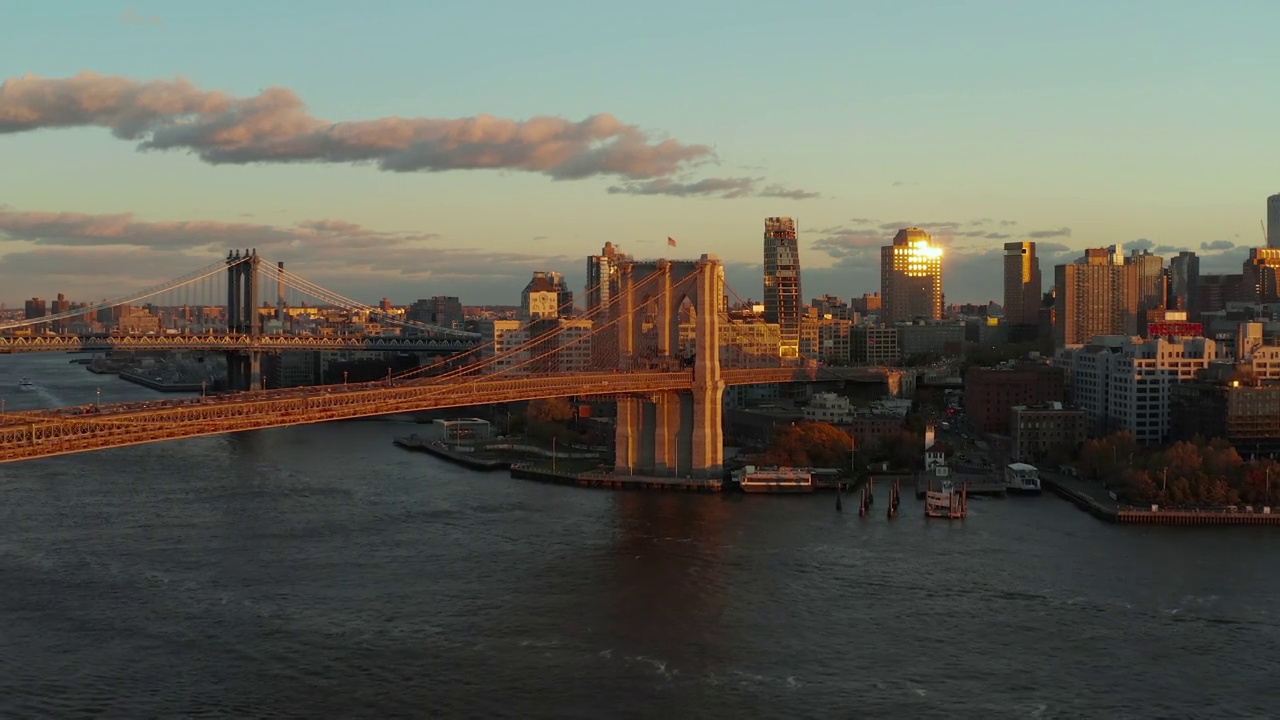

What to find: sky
left=2, top=0, right=1278, bottom=308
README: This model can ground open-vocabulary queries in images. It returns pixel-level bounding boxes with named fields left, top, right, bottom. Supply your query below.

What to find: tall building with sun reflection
left=881, top=227, right=944, bottom=321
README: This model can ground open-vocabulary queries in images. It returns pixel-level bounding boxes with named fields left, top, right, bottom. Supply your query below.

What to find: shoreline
left=1043, top=475, right=1280, bottom=527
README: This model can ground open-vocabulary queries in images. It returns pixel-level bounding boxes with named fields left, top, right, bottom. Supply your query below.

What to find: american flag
left=667, top=237, right=677, bottom=247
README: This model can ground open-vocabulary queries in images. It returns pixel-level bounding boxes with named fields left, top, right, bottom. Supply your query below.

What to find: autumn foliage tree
left=524, top=397, right=579, bottom=443
left=762, top=422, right=853, bottom=469
left=1078, top=431, right=1277, bottom=507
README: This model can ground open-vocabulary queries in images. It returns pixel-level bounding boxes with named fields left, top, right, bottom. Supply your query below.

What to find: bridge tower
left=614, top=254, right=724, bottom=479
left=225, top=249, right=263, bottom=391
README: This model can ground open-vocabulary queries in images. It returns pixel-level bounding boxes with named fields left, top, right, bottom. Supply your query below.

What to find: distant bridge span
left=0, top=333, right=479, bottom=354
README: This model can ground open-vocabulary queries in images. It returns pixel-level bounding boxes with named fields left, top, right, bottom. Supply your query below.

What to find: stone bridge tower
left=613, top=254, right=724, bottom=479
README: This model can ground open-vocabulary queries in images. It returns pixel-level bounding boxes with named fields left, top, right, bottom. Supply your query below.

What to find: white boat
left=18, top=377, right=34, bottom=389
left=925, top=479, right=967, bottom=518
left=1004, top=463, right=1042, bottom=494
left=734, top=466, right=814, bottom=493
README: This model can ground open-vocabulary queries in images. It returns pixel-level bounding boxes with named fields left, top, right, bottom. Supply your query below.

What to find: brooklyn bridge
left=0, top=249, right=900, bottom=475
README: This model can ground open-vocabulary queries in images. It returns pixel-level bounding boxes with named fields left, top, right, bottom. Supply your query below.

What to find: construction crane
left=1264, top=219, right=1270, bottom=246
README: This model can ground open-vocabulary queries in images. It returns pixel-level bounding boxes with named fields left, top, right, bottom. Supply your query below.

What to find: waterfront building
left=1057, top=335, right=1219, bottom=444
left=763, top=217, right=803, bottom=359
left=1011, top=402, right=1088, bottom=463
left=965, top=362, right=1066, bottom=434
left=881, top=228, right=944, bottom=322
left=1171, top=371, right=1280, bottom=456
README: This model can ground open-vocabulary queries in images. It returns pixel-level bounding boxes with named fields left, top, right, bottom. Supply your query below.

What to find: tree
left=527, top=397, right=573, bottom=424
left=762, top=422, right=853, bottom=470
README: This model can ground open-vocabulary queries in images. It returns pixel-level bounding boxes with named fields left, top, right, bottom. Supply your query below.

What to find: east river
left=1, top=353, right=1277, bottom=718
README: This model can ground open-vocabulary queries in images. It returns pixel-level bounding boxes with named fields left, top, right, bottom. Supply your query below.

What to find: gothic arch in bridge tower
left=614, top=255, right=724, bottom=479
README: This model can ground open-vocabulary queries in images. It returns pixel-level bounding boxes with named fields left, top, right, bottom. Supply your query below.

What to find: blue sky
left=1, top=0, right=1277, bottom=306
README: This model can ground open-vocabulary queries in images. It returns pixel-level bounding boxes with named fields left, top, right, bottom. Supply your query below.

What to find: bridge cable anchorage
left=387, top=265, right=673, bottom=384
left=260, top=262, right=480, bottom=339
left=0, top=257, right=241, bottom=331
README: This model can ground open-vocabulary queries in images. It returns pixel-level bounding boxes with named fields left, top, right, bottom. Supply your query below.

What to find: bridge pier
left=614, top=254, right=724, bottom=479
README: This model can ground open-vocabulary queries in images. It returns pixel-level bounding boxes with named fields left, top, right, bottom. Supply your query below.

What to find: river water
left=0, top=353, right=1276, bottom=719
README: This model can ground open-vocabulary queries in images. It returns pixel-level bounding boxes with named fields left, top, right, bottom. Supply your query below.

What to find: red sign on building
left=1148, top=322, right=1204, bottom=337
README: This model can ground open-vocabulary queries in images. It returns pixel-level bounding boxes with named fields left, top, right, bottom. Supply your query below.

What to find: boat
left=1004, top=462, right=1042, bottom=494
left=18, top=377, right=34, bottom=389
left=734, top=466, right=814, bottom=493
left=924, top=478, right=968, bottom=519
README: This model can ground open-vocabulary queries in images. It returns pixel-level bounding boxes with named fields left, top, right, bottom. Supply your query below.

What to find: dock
left=915, top=473, right=1005, bottom=498
left=393, top=436, right=510, bottom=471
left=512, top=466, right=722, bottom=492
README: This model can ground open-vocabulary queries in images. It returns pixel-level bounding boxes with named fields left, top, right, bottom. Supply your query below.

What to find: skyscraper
left=763, top=217, right=802, bottom=358
left=1168, top=251, right=1200, bottom=315
left=1125, top=249, right=1166, bottom=310
left=881, top=228, right=944, bottom=322
left=1053, top=248, right=1139, bottom=348
left=1003, top=242, right=1042, bottom=326
left=586, top=242, right=630, bottom=367
left=586, top=242, right=628, bottom=315
left=1268, top=193, right=1280, bottom=249
left=1243, top=247, right=1280, bottom=303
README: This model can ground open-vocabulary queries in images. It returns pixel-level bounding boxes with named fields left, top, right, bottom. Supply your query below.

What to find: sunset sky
left=2, top=1, right=1277, bottom=307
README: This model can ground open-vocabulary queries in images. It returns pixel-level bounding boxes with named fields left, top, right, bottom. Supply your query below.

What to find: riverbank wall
left=117, top=372, right=203, bottom=393
left=1043, top=476, right=1280, bottom=527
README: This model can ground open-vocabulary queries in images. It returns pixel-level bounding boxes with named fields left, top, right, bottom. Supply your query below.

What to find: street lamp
left=96, top=387, right=101, bottom=407
left=343, top=370, right=348, bottom=386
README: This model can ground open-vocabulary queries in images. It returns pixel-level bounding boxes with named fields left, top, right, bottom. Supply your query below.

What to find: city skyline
left=2, top=1, right=1279, bottom=305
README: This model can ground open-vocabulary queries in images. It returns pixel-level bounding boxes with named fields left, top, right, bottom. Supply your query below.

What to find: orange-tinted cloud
left=0, top=72, right=713, bottom=182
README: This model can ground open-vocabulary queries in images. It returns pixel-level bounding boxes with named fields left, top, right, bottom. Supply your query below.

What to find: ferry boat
left=1004, top=462, right=1042, bottom=494
left=924, top=478, right=968, bottom=519
left=18, top=377, right=34, bottom=389
left=734, top=466, right=814, bottom=494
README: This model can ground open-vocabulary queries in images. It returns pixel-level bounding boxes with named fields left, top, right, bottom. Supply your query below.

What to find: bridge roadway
left=0, top=333, right=479, bottom=353
left=0, top=366, right=889, bottom=463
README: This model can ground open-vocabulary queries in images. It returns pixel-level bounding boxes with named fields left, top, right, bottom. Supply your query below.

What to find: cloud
left=0, top=207, right=577, bottom=305
left=1000, top=220, right=1018, bottom=227
left=0, top=209, right=435, bottom=251
left=1200, top=239, right=1235, bottom=252
left=1152, top=245, right=1184, bottom=255
left=606, top=176, right=820, bottom=200
left=0, top=71, right=713, bottom=184
left=1027, top=227, right=1072, bottom=239
left=121, top=9, right=162, bottom=26
left=758, top=184, right=821, bottom=200
left=1127, top=238, right=1154, bottom=251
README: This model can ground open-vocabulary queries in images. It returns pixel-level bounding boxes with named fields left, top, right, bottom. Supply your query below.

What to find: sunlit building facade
left=881, top=228, right=944, bottom=322
left=763, top=217, right=802, bottom=359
